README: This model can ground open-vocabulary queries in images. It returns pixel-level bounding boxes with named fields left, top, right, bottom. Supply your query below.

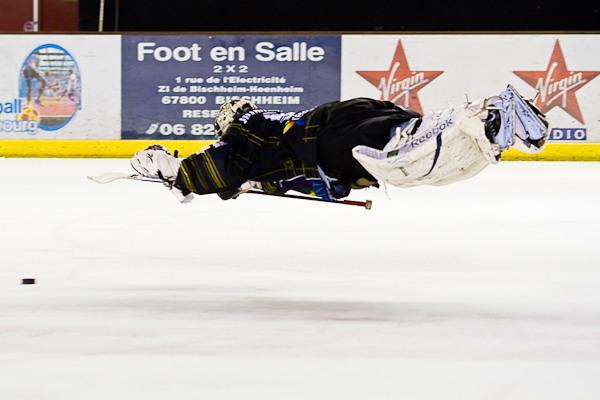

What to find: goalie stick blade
left=87, top=172, right=162, bottom=184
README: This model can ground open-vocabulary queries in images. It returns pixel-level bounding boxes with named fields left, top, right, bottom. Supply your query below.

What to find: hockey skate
left=484, top=85, right=549, bottom=153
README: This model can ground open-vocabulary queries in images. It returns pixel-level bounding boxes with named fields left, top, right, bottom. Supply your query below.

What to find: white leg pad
left=353, top=102, right=499, bottom=188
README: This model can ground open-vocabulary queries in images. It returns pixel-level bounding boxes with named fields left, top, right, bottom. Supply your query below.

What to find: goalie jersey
left=174, top=98, right=420, bottom=199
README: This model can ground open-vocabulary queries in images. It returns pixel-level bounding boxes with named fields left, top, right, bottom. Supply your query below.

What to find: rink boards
left=0, top=33, right=599, bottom=160
left=1, top=140, right=598, bottom=161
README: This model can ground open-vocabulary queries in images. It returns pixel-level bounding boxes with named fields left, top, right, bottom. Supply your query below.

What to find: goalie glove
left=130, top=145, right=194, bottom=203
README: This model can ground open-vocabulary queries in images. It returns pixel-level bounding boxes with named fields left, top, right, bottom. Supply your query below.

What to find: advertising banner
left=0, top=35, right=121, bottom=140
left=342, top=34, right=600, bottom=142
left=121, top=35, right=341, bottom=140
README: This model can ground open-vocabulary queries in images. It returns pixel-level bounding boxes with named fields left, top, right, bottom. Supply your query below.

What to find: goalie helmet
left=214, top=99, right=257, bottom=138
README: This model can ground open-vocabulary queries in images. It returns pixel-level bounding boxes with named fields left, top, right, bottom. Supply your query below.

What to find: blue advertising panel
left=122, top=35, right=341, bottom=139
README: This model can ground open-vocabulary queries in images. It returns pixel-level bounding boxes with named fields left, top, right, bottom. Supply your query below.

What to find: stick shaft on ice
left=246, top=190, right=372, bottom=209
left=88, top=173, right=372, bottom=209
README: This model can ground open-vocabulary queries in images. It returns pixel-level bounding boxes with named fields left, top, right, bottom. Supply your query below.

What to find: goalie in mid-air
left=130, top=84, right=550, bottom=204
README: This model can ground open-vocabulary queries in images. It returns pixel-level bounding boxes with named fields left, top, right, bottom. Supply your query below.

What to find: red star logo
left=513, top=40, right=600, bottom=124
left=356, top=40, right=443, bottom=114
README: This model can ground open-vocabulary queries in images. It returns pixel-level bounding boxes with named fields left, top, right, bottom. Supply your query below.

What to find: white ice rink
left=1, top=158, right=600, bottom=399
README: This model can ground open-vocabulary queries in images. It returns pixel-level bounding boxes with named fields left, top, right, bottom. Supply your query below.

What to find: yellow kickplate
left=1, top=141, right=600, bottom=161
left=0, top=140, right=213, bottom=158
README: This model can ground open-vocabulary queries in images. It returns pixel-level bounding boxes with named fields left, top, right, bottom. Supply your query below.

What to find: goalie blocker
left=130, top=85, right=549, bottom=203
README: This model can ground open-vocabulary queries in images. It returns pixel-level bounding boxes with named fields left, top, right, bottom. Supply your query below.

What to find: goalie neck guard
left=214, top=99, right=257, bottom=138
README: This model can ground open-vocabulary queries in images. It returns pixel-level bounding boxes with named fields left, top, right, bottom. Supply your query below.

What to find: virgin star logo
left=356, top=40, right=443, bottom=114
left=513, top=40, right=600, bottom=124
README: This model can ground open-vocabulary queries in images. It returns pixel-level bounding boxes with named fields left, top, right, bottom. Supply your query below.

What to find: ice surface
left=1, top=158, right=600, bottom=399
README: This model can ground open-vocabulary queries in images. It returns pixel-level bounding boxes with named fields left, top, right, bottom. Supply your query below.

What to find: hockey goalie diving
left=125, top=84, right=549, bottom=205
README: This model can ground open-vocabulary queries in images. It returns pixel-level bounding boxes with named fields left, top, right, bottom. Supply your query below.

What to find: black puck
left=22, top=278, right=36, bottom=285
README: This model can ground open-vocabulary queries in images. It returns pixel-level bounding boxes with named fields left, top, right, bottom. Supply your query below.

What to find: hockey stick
left=246, top=190, right=372, bottom=209
left=87, top=173, right=372, bottom=209
left=87, top=172, right=162, bottom=184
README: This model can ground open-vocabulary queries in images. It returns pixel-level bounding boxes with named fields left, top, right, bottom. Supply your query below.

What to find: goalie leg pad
left=352, top=104, right=498, bottom=188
